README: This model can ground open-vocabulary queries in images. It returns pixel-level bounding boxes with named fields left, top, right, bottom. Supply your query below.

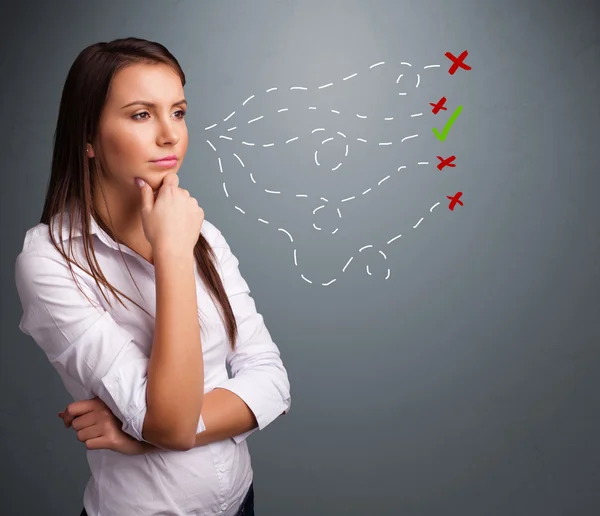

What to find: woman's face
left=91, top=62, right=188, bottom=197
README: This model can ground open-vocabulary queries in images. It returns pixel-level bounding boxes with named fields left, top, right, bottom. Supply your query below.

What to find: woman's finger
left=76, top=425, right=104, bottom=443
left=82, top=435, right=112, bottom=451
left=70, top=411, right=98, bottom=431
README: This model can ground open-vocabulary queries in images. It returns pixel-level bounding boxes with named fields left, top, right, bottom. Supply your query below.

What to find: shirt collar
left=50, top=201, right=119, bottom=251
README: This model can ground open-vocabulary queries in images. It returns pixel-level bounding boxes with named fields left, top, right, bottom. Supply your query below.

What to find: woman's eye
left=132, top=112, right=149, bottom=120
left=132, top=110, right=186, bottom=120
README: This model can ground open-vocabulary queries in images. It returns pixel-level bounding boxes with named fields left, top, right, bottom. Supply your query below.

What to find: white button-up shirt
left=14, top=206, right=291, bottom=516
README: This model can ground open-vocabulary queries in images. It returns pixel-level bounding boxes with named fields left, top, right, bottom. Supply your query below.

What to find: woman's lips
left=150, top=158, right=178, bottom=168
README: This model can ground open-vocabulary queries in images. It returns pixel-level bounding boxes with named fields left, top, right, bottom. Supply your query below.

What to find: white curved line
left=278, top=228, right=293, bottom=242
left=233, top=153, right=244, bottom=167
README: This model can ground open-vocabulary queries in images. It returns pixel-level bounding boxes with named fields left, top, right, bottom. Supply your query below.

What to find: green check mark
left=432, top=105, right=463, bottom=141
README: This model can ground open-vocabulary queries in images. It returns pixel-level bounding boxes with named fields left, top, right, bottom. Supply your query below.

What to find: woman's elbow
left=142, top=416, right=196, bottom=451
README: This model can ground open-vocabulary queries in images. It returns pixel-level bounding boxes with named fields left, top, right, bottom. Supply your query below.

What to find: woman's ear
left=86, top=143, right=95, bottom=158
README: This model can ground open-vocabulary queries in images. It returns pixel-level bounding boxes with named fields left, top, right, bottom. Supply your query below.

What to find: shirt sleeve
left=13, top=245, right=211, bottom=443
left=208, top=225, right=291, bottom=444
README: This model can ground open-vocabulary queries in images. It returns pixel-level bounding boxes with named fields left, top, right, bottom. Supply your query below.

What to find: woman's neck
left=92, top=183, right=153, bottom=264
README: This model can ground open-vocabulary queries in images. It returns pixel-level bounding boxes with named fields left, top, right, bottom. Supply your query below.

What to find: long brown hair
left=39, top=37, right=238, bottom=349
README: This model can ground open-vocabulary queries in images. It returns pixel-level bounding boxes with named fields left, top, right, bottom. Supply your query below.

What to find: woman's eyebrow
left=121, top=99, right=187, bottom=109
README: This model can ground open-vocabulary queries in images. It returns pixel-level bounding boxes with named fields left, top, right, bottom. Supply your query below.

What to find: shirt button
left=220, top=503, right=228, bottom=510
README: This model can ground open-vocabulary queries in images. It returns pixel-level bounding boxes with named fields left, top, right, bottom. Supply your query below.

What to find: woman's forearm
left=133, top=388, right=257, bottom=453
left=193, top=388, right=257, bottom=447
left=142, top=249, right=204, bottom=450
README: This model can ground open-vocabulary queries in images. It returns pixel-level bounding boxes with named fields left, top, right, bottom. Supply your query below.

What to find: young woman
left=14, top=37, right=291, bottom=516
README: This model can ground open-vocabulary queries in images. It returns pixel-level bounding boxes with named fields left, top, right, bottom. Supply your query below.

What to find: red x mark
left=436, top=155, right=456, bottom=170
left=429, top=96, right=447, bottom=114
left=445, top=50, right=471, bottom=75
left=447, top=192, right=464, bottom=210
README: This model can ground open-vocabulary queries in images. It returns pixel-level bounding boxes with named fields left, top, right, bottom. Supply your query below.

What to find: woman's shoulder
left=18, top=223, right=55, bottom=258
left=18, top=211, right=75, bottom=257
left=201, top=218, right=228, bottom=249
left=15, top=209, right=89, bottom=285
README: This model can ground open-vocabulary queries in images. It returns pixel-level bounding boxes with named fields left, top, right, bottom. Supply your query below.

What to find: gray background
left=1, top=0, right=600, bottom=514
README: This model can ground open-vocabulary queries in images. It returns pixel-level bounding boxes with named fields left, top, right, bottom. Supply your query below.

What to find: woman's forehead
left=107, top=63, right=183, bottom=105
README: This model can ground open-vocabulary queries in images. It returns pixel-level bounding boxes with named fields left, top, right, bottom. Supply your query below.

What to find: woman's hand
left=136, top=172, right=204, bottom=255
left=58, top=397, right=147, bottom=455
